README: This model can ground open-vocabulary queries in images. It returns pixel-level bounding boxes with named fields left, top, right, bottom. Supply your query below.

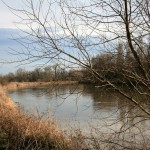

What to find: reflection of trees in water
left=27, top=84, right=150, bottom=134
left=30, top=84, right=83, bottom=100
left=10, top=84, right=150, bottom=142
left=26, top=84, right=150, bottom=123
left=81, top=85, right=150, bottom=135
left=13, top=88, right=37, bottom=98
left=82, top=85, right=120, bottom=111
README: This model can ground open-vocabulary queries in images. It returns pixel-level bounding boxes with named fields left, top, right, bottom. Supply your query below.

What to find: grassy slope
left=0, top=82, right=81, bottom=150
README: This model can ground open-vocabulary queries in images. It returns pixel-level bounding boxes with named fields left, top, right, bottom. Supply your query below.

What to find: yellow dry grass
left=3, top=81, right=78, bottom=91
left=0, top=85, right=16, bottom=109
left=0, top=82, right=81, bottom=150
left=0, top=103, right=75, bottom=149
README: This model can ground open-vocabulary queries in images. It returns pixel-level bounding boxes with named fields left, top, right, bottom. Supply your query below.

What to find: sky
left=0, top=0, right=24, bottom=28
left=0, top=0, right=86, bottom=75
left=0, top=0, right=73, bottom=75
left=0, top=0, right=22, bottom=74
left=0, top=0, right=111, bottom=75
left=0, top=0, right=44, bottom=75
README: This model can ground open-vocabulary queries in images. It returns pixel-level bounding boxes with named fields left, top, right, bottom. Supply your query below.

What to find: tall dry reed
left=0, top=103, right=77, bottom=150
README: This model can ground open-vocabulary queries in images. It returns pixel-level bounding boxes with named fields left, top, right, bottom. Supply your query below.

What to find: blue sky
left=0, top=0, right=22, bottom=74
left=0, top=0, right=44, bottom=75
left=0, top=27, right=47, bottom=75
left=0, top=0, right=107, bottom=75
left=0, top=28, right=26, bottom=75
left=0, top=0, right=85, bottom=75
left=0, top=0, right=71, bottom=75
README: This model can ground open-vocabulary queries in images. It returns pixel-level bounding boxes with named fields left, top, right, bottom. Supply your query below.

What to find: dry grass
left=0, top=85, right=16, bottom=109
left=0, top=84, right=81, bottom=150
left=3, top=81, right=78, bottom=91
left=0, top=103, right=77, bottom=150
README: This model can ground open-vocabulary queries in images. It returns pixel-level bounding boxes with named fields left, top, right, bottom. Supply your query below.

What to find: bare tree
left=16, top=68, right=26, bottom=82
left=4, top=0, right=150, bottom=149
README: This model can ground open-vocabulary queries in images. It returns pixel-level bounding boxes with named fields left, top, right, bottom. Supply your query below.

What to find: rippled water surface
left=8, top=84, right=150, bottom=136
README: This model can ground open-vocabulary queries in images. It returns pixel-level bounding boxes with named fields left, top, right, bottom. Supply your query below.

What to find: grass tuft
left=0, top=103, right=75, bottom=150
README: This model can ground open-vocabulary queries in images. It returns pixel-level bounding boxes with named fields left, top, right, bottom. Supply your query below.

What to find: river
left=8, top=84, right=150, bottom=139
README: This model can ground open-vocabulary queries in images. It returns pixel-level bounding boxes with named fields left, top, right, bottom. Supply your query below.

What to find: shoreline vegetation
left=1, top=81, right=150, bottom=149
left=3, top=81, right=78, bottom=91
left=0, top=81, right=82, bottom=150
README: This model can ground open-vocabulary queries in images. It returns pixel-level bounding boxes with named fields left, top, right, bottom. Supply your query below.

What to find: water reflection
left=8, top=84, right=150, bottom=136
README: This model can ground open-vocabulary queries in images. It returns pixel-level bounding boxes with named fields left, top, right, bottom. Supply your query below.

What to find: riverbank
left=1, top=82, right=149, bottom=150
left=0, top=81, right=82, bottom=150
left=0, top=85, right=16, bottom=109
left=0, top=81, right=78, bottom=109
left=3, top=81, right=78, bottom=91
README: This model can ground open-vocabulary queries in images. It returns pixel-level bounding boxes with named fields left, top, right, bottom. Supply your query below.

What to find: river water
left=8, top=84, right=150, bottom=139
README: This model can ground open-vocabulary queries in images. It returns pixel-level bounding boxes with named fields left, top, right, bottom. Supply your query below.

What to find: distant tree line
left=82, top=39, right=150, bottom=86
left=0, top=64, right=84, bottom=85
left=0, top=36, right=149, bottom=86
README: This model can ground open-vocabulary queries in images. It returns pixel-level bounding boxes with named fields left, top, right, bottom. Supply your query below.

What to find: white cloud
left=0, top=0, right=25, bottom=28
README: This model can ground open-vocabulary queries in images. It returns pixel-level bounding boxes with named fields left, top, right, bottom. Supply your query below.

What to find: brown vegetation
left=0, top=85, right=16, bottom=109
left=0, top=104, right=67, bottom=149
left=0, top=83, right=81, bottom=150
left=3, top=81, right=78, bottom=91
